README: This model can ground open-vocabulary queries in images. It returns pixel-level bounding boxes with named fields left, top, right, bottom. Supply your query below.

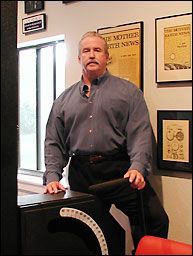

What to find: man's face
left=78, top=36, right=109, bottom=78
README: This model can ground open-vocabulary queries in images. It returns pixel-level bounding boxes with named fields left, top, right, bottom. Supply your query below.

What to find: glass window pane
left=19, top=49, right=37, bottom=170
left=56, top=42, right=66, bottom=98
left=39, top=46, right=54, bottom=171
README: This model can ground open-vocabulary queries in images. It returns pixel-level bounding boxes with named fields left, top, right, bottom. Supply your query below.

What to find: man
left=43, top=31, right=169, bottom=250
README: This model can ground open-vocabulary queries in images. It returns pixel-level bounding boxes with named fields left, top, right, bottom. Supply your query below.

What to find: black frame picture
left=97, top=21, right=143, bottom=91
left=62, top=1, right=76, bottom=3
left=155, top=13, right=192, bottom=83
left=157, top=110, right=192, bottom=172
left=25, top=1, right=44, bottom=14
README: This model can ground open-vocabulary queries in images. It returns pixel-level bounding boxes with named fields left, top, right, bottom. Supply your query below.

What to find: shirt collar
left=79, top=70, right=110, bottom=95
left=80, top=70, right=109, bottom=88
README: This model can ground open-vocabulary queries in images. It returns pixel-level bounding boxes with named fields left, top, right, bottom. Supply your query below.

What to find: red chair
left=135, top=235, right=192, bottom=255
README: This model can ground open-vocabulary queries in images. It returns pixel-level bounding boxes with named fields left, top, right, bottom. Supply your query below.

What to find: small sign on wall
left=22, top=14, right=46, bottom=34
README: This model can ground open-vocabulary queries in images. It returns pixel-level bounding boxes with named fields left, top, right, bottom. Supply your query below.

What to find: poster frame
left=97, top=21, right=143, bottom=90
left=157, top=110, right=192, bottom=172
left=155, top=13, right=192, bottom=83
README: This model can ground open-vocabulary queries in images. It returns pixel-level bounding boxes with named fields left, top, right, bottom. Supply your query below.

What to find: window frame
left=18, top=38, right=65, bottom=178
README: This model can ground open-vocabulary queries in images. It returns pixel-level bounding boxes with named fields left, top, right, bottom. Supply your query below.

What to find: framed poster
left=98, top=22, right=143, bottom=90
left=157, top=110, right=192, bottom=171
left=155, top=13, right=192, bottom=83
left=25, top=1, right=44, bottom=14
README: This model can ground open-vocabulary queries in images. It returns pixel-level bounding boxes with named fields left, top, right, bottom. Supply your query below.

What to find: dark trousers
left=68, top=156, right=169, bottom=249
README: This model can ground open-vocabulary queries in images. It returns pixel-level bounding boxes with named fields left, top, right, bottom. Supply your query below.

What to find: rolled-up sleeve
left=126, top=88, right=154, bottom=176
left=43, top=100, right=69, bottom=185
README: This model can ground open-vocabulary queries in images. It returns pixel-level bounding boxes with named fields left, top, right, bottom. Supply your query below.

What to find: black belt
left=72, top=152, right=129, bottom=164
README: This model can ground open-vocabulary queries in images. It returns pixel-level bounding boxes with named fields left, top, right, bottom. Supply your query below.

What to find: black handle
left=88, top=178, right=129, bottom=193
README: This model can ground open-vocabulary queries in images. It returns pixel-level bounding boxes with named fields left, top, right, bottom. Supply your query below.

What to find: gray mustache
left=87, top=60, right=99, bottom=65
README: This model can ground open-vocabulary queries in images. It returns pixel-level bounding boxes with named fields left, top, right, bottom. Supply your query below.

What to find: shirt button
left=89, top=115, right=93, bottom=118
left=89, top=101, right=92, bottom=104
left=89, top=129, right=92, bottom=133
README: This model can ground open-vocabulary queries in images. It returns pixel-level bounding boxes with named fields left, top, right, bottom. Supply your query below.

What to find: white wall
left=17, top=1, right=192, bottom=245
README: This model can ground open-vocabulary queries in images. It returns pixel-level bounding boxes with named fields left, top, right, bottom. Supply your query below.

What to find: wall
left=17, top=1, right=192, bottom=245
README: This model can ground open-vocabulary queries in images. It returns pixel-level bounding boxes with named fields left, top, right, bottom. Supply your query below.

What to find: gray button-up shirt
left=43, top=71, right=154, bottom=184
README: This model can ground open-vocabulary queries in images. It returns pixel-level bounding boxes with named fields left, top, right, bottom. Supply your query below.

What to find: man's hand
left=124, top=169, right=146, bottom=190
left=44, top=181, right=66, bottom=194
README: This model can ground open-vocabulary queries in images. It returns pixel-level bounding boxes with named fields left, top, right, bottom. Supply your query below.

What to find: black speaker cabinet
left=18, top=190, right=125, bottom=255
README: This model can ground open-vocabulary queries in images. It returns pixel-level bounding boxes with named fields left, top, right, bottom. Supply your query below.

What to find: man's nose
left=89, top=50, right=95, bottom=58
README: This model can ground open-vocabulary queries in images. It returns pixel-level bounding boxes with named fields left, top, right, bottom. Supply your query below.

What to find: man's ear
left=78, top=55, right=81, bottom=64
left=106, top=53, right=110, bottom=63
